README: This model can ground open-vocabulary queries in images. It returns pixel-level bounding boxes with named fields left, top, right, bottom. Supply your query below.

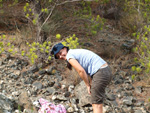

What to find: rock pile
left=0, top=54, right=150, bottom=113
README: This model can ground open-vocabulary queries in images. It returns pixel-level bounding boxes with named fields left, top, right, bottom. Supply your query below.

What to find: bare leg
left=92, top=104, right=103, bottom=113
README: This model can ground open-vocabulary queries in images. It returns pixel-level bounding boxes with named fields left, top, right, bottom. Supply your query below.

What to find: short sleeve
left=66, top=50, right=76, bottom=62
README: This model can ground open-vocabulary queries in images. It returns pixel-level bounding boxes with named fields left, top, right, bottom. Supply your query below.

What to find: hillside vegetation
left=0, top=0, right=150, bottom=105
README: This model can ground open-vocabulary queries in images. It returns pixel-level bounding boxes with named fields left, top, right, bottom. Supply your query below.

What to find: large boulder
left=74, top=81, right=91, bottom=107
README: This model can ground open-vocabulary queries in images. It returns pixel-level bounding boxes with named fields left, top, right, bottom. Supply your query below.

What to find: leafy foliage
left=74, top=1, right=105, bottom=35
left=127, top=0, right=150, bottom=79
left=0, top=34, right=79, bottom=64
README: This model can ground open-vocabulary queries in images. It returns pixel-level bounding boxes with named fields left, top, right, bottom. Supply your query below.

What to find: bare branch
left=57, top=0, right=95, bottom=6
left=40, top=2, right=57, bottom=29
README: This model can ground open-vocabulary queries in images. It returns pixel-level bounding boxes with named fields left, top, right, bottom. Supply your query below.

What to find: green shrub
left=0, top=34, right=79, bottom=65
left=74, top=1, right=105, bottom=36
left=132, top=25, right=150, bottom=77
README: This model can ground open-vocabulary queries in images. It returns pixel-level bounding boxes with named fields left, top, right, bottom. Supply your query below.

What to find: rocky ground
left=0, top=27, right=150, bottom=113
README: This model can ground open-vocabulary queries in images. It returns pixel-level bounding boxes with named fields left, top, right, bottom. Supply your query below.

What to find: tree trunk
left=32, top=0, right=47, bottom=43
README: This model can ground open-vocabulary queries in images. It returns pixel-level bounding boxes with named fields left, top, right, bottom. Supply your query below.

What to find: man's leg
left=92, top=104, right=103, bottom=113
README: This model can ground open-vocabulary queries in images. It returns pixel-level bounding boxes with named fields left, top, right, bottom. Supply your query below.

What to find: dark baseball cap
left=51, top=43, right=68, bottom=59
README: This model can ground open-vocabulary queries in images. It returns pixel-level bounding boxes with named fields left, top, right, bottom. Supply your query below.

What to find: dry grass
left=62, top=68, right=81, bottom=85
left=119, top=12, right=144, bottom=34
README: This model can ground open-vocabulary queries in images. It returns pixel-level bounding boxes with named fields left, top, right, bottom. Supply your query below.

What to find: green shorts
left=91, top=66, right=112, bottom=104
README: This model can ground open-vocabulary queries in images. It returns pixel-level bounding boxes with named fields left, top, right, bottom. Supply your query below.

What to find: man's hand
left=87, top=85, right=91, bottom=95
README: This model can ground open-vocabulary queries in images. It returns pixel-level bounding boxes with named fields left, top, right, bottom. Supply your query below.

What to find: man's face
left=56, top=47, right=67, bottom=60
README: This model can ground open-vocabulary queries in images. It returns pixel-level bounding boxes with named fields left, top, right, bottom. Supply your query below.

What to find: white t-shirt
left=66, top=49, right=106, bottom=76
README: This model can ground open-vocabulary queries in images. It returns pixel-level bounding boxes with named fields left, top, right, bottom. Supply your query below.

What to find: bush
left=0, top=34, right=79, bottom=65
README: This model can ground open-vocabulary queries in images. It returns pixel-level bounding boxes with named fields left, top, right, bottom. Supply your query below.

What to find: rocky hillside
left=0, top=26, right=150, bottom=113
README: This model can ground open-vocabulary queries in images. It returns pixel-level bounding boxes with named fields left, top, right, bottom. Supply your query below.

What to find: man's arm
left=68, top=58, right=91, bottom=94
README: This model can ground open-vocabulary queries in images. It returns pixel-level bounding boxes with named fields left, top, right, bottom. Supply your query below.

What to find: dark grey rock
left=47, top=87, right=55, bottom=95
left=83, top=42, right=93, bottom=47
left=38, top=70, right=46, bottom=75
left=98, top=38, right=104, bottom=42
left=111, top=100, right=119, bottom=107
left=106, top=93, right=116, bottom=101
left=30, top=74, right=38, bottom=80
left=29, top=65, right=39, bottom=73
left=0, top=94, right=15, bottom=113
left=56, top=74, right=63, bottom=82
left=15, top=59, right=21, bottom=65
left=125, top=83, right=134, bottom=90
left=114, top=79, right=123, bottom=85
left=24, top=78, right=33, bottom=84
left=64, top=91, right=70, bottom=97
left=54, top=82, right=61, bottom=89
left=123, top=96, right=133, bottom=106
left=121, top=41, right=134, bottom=50
left=22, top=71, right=28, bottom=77
left=49, top=81, right=55, bottom=87
left=22, top=61, right=28, bottom=66
left=11, top=74, right=19, bottom=80
left=33, top=82, right=43, bottom=90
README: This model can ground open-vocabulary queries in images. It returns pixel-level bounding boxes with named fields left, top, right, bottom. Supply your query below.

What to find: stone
left=12, top=91, right=20, bottom=96
left=74, top=81, right=91, bottom=106
left=123, top=96, right=133, bottom=106
left=124, top=83, right=134, bottom=90
left=0, top=94, right=15, bottom=113
left=68, top=85, right=75, bottom=92
left=38, top=70, right=46, bottom=75
left=54, top=82, right=61, bottom=89
left=135, top=86, right=143, bottom=94
left=10, top=74, right=19, bottom=80
left=83, top=42, right=93, bottom=47
left=24, top=78, right=33, bottom=84
left=29, top=65, right=39, bottom=73
left=106, top=93, right=116, bottom=101
left=48, top=81, right=55, bottom=87
left=70, top=98, right=77, bottom=104
left=56, top=95, right=67, bottom=101
left=67, top=107, right=74, bottom=112
left=73, top=104, right=79, bottom=111
left=0, top=61, right=3, bottom=66
left=134, top=109, right=143, bottom=113
left=114, top=78, right=123, bottom=85
left=64, top=91, right=70, bottom=97
left=46, top=66, right=55, bottom=75
left=32, top=82, right=43, bottom=90
left=56, top=73, right=63, bottom=82
left=135, top=101, right=144, bottom=107
left=22, top=71, right=28, bottom=77
left=46, top=87, right=55, bottom=95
